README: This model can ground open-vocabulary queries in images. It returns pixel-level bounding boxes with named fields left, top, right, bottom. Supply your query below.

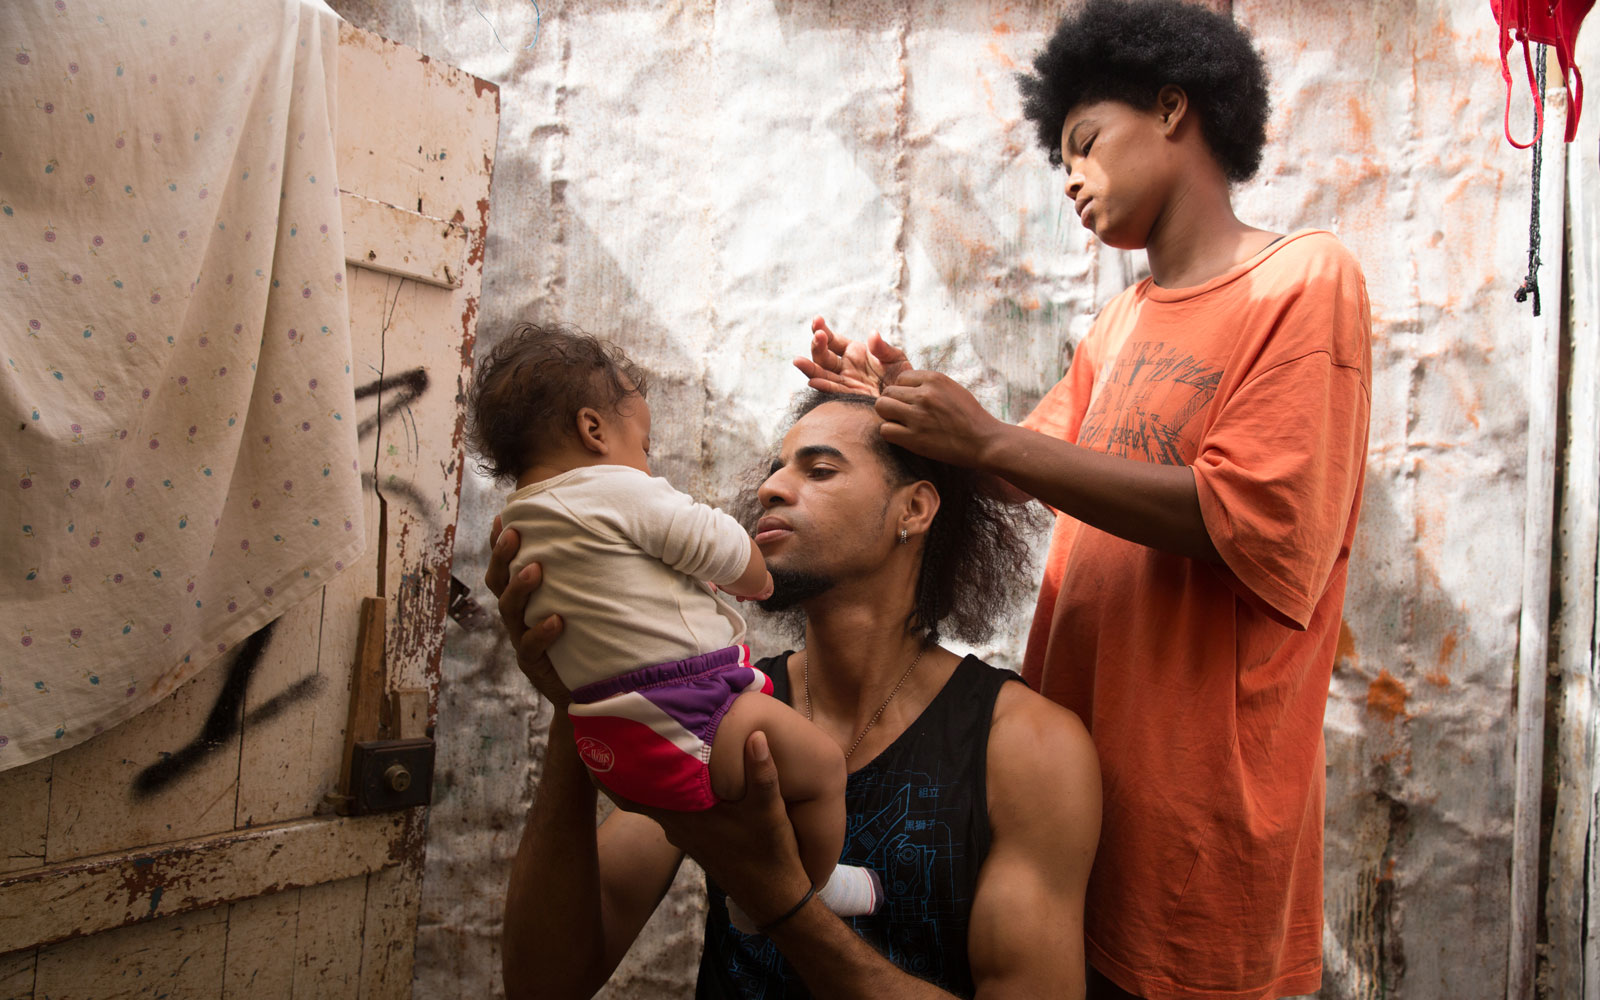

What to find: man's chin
left=756, top=568, right=835, bottom=612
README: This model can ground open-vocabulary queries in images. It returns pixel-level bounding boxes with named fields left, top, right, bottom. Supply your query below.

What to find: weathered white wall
left=323, top=2, right=1561, bottom=997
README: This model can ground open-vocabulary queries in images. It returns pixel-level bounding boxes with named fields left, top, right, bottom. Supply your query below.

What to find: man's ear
left=1156, top=84, right=1189, bottom=136
left=574, top=407, right=608, bottom=456
left=899, top=481, right=941, bottom=542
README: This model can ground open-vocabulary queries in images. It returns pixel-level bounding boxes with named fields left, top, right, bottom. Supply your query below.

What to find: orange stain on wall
left=1367, top=670, right=1411, bottom=722
left=985, top=41, right=1016, bottom=69
left=1424, top=631, right=1456, bottom=687
left=1437, top=630, right=1457, bottom=664
left=1347, top=95, right=1373, bottom=149
left=1336, top=619, right=1359, bottom=668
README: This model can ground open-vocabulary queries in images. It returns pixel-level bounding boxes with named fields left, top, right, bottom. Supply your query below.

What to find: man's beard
left=756, top=567, right=835, bottom=612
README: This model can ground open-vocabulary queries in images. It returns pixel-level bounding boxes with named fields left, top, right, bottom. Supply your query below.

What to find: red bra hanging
left=1491, top=0, right=1593, bottom=146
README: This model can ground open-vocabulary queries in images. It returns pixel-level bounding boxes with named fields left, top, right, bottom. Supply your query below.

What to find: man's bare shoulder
left=986, top=680, right=1100, bottom=819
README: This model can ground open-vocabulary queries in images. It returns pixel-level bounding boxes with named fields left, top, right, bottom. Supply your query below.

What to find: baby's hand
left=737, top=572, right=775, bottom=603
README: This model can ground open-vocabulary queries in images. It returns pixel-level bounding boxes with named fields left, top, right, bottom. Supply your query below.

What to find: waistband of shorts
left=570, top=644, right=751, bottom=704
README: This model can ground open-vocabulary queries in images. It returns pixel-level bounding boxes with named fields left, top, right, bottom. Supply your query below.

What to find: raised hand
left=794, top=316, right=911, bottom=396
left=874, top=370, right=1004, bottom=469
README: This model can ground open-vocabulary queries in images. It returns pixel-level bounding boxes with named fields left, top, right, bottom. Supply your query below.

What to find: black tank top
left=696, top=653, right=1021, bottom=999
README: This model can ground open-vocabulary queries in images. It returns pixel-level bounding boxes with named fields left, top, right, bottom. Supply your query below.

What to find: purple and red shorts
left=567, top=644, right=774, bottom=811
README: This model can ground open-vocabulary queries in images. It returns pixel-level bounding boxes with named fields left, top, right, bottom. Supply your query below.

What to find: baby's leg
left=709, top=691, right=846, bottom=888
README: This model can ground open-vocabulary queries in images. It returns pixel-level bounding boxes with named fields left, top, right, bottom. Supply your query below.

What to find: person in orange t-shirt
left=797, top=2, right=1371, bottom=998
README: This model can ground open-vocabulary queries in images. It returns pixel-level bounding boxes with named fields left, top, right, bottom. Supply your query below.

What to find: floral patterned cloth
left=0, top=0, right=363, bottom=769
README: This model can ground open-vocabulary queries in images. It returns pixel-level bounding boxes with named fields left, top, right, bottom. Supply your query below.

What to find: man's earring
left=898, top=528, right=908, bottom=545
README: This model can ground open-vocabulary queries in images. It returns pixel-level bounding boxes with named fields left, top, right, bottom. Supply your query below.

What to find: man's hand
left=647, top=731, right=813, bottom=927
left=487, top=516, right=571, bottom=709
left=794, top=316, right=911, bottom=397
left=873, top=370, right=1004, bottom=469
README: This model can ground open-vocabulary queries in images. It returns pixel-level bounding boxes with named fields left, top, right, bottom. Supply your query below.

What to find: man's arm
left=967, top=683, right=1100, bottom=999
left=654, top=740, right=974, bottom=1000
left=875, top=370, right=1221, bottom=562
left=684, top=682, right=1100, bottom=999
left=489, top=524, right=687, bottom=1000
left=796, top=324, right=1215, bottom=558
left=503, top=714, right=686, bottom=1000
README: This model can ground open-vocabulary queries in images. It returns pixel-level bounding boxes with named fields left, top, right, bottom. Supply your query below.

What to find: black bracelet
left=756, top=883, right=816, bottom=935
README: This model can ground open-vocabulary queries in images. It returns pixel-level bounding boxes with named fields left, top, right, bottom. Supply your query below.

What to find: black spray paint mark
left=134, top=367, right=433, bottom=795
left=132, top=623, right=333, bottom=798
left=356, top=367, right=429, bottom=441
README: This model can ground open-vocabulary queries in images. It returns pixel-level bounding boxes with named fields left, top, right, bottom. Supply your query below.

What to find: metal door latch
left=348, top=737, right=435, bottom=814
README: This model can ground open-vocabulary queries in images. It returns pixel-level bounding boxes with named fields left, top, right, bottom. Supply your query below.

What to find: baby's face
left=610, top=393, right=652, bottom=475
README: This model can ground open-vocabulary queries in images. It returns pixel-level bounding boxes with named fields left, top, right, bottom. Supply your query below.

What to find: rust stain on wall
left=1335, top=618, right=1359, bottom=672
left=984, top=41, right=1016, bottom=69
left=1427, top=632, right=1456, bottom=686
left=1347, top=95, right=1374, bottom=150
left=1367, top=670, right=1411, bottom=722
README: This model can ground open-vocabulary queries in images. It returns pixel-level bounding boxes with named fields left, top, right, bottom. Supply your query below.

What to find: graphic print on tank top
left=698, top=655, right=1019, bottom=1000
left=712, top=766, right=979, bottom=998
left=1077, top=340, right=1222, bottom=465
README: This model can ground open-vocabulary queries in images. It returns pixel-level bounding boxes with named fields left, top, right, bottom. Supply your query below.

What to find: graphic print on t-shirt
left=1077, top=340, right=1222, bottom=465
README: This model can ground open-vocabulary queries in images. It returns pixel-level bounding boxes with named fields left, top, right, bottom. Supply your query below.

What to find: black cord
left=755, top=884, right=816, bottom=935
left=1514, top=44, right=1547, bottom=317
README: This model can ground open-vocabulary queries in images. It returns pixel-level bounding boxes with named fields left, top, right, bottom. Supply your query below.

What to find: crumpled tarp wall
left=326, top=1, right=1555, bottom=997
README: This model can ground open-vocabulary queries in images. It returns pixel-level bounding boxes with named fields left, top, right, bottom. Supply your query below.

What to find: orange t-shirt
left=1021, top=230, right=1371, bottom=1000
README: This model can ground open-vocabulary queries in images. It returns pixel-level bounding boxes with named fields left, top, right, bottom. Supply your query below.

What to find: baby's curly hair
left=467, top=322, right=648, bottom=484
left=1017, top=0, right=1270, bottom=182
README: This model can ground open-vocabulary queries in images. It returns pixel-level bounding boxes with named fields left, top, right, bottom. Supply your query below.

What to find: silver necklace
left=801, top=644, right=927, bottom=761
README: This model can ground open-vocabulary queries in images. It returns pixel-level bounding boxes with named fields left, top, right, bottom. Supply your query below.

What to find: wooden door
left=0, top=24, right=497, bottom=999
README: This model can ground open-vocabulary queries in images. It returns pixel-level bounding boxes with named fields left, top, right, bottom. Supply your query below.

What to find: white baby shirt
left=501, top=465, right=754, bottom=690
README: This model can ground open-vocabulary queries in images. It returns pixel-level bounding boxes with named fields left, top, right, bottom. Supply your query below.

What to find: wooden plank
left=235, top=594, right=340, bottom=828
left=0, top=760, right=50, bottom=874
left=1505, top=56, right=1570, bottom=1000
left=342, top=192, right=468, bottom=289
left=292, top=875, right=368, bottom=997
left=343, top=268, right=478, bottom=700
left=221, top=889, right=299, bottom=1000
left=31, top=906, right=227, bottom=999
left=353, top=807, right=428, bottom=1000
left=331, top=25, right=498, bottom=995
left=44, top=647, right=243, bottom=863
left=311, top=518, right=385, bottom=812
left=338, top=597, right=391, bottom=803
left=1547, top=38, right=1600, bottom=993
left=392, top=688, right=429, bottom=740
left=357, top=855, right=425, bottom=1000
left=1556, top=20, right=1600, bottom=1000
left=335, top=21, right=500, bottom=224
left=0, top=950, right=35, bottom=1000
left=0, top=813, right=405, bottom=954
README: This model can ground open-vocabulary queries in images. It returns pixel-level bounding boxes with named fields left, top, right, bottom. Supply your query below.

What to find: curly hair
left=466, top=322, right=649, bottom=484
left=1016, top=0, right=1270, bottom=182
left=770, top=393, right=1039, bottom=646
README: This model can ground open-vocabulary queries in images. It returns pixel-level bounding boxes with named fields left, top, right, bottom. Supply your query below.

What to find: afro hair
left=1017, top=0, right=1270, bottom=182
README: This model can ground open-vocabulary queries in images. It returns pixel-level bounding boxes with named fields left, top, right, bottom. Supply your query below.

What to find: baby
left=469, top=322, right=880, bottom=932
